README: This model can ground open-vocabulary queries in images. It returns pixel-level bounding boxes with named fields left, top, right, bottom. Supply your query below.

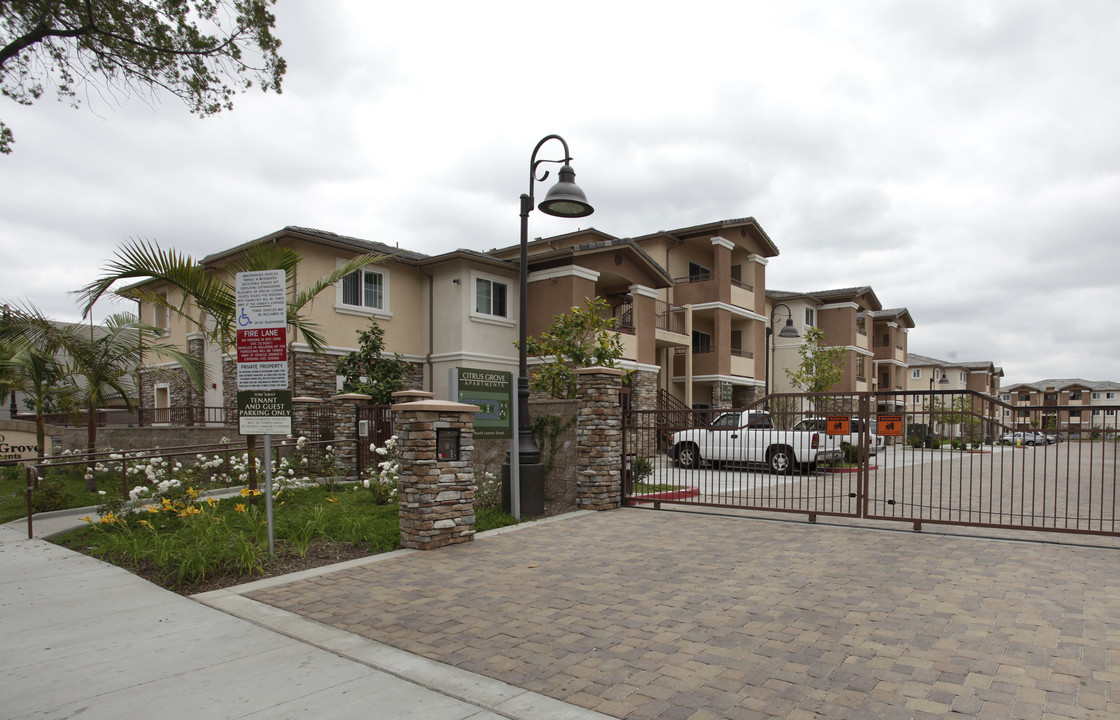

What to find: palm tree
left=0, top=341, right=77, bottom=459
left=77, top=239, right=386, bottom=499
left=1, top=305, right=204, bottom=491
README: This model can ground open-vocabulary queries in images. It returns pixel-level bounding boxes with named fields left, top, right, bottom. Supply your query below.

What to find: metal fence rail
left=624, top=390, right=1120, bottom=537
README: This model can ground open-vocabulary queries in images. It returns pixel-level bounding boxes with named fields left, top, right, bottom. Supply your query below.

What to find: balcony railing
left=730, top=278, right=754, bottom=292
left=612, top=302, right=635, bottom=335
left=730, top=348, right=754, bottom=359
left=655, top=300, right=686, bottom=335
left=673, top=272, right=711, bottom=285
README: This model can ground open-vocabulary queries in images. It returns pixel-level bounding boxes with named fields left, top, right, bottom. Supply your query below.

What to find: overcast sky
left=2, top=0, right=1118, bottom=386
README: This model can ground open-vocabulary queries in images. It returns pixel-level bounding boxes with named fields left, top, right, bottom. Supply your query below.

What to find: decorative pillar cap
left=329, top=392, right=373, bottom=401
left=392, top=399, right=481, bottom=413
left=391, top=389, right=436, bottom=402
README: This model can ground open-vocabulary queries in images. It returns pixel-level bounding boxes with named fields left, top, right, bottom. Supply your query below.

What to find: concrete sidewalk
left=0, top=521, right=610, bottom=720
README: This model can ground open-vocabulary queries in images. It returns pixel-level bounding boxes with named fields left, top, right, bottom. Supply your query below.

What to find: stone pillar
left=186, top=333, right=206, bottom=424
left=394, top=399, right=479, bottom=550
left=575, top=367, right=625, bottom=510
left=329, top=392, right=372, bottom=476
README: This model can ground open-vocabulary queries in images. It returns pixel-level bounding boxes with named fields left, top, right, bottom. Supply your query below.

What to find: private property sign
left=235, top=270, right=291, bottom=435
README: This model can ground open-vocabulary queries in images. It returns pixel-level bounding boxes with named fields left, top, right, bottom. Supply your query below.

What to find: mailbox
left=436, top=428, right=461, bottom=461
left=358, top=419, right=369, bottom=437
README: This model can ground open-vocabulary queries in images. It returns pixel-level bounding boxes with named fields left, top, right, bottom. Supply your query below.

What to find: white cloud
left=2, top=0, right=1119, bottom=382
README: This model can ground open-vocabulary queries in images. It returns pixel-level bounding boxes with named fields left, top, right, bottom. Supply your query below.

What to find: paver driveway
left=245, top=509, right=1120, bottom=719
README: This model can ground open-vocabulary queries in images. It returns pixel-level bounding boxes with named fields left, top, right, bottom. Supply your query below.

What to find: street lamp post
left=764, top=303, right=799, bottom=405
left=927, top=367, right=950, bottom=447
left=507, top=134, right=593, bottom=518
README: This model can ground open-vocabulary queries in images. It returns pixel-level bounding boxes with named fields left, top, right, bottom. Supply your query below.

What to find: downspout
left=419, top=265, right=434, bottom=395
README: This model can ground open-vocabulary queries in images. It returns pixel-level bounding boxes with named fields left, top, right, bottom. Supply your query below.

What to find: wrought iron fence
left=625, top=390, right=1120, bottom=537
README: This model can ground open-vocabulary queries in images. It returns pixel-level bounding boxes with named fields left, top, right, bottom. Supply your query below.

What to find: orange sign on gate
left=878, top=414, right=904, bottom=437
left=827, top=416, right=851, bottom=435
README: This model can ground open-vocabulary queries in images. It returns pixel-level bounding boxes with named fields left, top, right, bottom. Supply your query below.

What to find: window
left=1003, top=409, right=1011, bottom=417
left=692, top=330, right=712, bottom=352
left=474, top=277, right=508, bottom=318
left=1070, top=391, right=1082, bottom=401
left=340, top=267, right=385, bottom=311
left=960, top=372, right=966, bottom=383
left=1093, top=392, right=1101, bottom=400
left=688, top=261, right=710, bottom=281
left=911, top=368, right=922, bottom=379
left=1108, top=410, right=1117, bottom=417
left=730, top=330, right=742, bottom=353
left=1019, top=393, right=1030, bottom=402
left=1000, top=394, right=1010, bottom=401
left=1108, top=393, right=1117, bottom=400
left=1070, top=410, right=1082, bottom=418
left=153, top=290, right=169, bottom=331
left=1018, top=409, right=1030, bottom=418
left=805, top=307, right=816, bottom=328
left=856, top=357, right=865, bottom=380
left=1093, top=409, right=1102, bottom=416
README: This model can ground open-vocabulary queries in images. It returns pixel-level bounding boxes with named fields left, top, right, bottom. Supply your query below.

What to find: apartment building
left=998, top=379, right=1120, bottom=432
left=128, top=219, right=782, bottom=415
left=906, top=353, right=1004, bottom=439
left=765, top=287, right=886, bottom=395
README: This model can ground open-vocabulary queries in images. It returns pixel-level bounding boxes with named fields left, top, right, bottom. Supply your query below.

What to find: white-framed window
left=1070, top=391, right=1083, bottom=401
left=1108, top=409, right=1117, bottom=416
left=336, top=261, right=390, bottom=317
left=960, top=372, right=966, bottom=383
left=1093, top=409, right=1102, bottom=416
left=475, top=277, right=508, bottom=318
left=1108, top=393, right=1117, bottom=400
left=1000, top=393, right=1011, bottom=401
left=470, top=270, right=515, bottom=326
left=1093, top=392, right=1101, bottom=399
left=1003, top=409, right=1011, bottom=417
left=804, top=307, right=815, bottom=328
left=911, top=368, right=922, bottom=379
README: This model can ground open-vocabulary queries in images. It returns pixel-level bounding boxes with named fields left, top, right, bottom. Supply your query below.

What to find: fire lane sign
left=236, top=270, right=291, bottom=436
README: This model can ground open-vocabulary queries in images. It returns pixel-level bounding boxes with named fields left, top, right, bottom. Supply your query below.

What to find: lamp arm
left=528, top=134, right=574, bottom=198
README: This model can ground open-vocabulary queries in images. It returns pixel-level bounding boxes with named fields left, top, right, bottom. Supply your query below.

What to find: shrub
left=474, top=471, right=501, bottom=510
left=362, top=436, right=399, bottom=505
left=628, top=455, right=655, bottom=483
left=842, top=443, right=868, bottom=464
left=30, top=477, right=74, bottom=513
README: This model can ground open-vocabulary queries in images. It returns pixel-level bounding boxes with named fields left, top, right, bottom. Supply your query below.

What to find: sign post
left=235, top=269, right=290, bottom=559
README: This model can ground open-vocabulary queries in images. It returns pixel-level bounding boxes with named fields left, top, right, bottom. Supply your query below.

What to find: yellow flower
left=137, top=520, right=150, bottom=528
left=79, top=515, right=93, bottom=525
left=186, top=487, right=199, bottom=500
left=205, top=497, right=219, bottom=506
left=99, top=512, right=118, bottom=525
left=234, top=503, right=247, bottom=513
left=176, top=506, right=201, bottom=518
left=239, top=488, right=262, bottom=497
left=326, top=496, right=339, bottom=503
left=146, top=505, right=159, bottom=514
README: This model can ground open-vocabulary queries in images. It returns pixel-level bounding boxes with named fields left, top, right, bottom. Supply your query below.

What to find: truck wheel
left=676, top=443, right=700, bottom=469
left=767, top=447, right=793, bottom=475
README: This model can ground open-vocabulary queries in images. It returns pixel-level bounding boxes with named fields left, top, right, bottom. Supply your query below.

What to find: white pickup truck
left=667, top=411, right=842, bottom=474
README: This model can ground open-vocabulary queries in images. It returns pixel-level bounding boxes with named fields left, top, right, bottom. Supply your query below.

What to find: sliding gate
left=623, top=390, right=1120, bottom=538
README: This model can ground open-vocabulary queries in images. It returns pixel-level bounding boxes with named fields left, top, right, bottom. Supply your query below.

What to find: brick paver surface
left=247, top=510, right=1120, bottom=719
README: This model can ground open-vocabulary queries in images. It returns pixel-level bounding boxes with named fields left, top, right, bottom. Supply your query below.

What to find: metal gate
left=624, top=390, right=1120, bottom=538
left=356, top=405, right=396, bottom=475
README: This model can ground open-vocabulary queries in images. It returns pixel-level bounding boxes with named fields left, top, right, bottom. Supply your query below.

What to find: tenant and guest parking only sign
left=236, top=270, right=291, bottom=436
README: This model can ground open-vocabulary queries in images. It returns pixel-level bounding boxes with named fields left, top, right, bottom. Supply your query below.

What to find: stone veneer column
left=575, top=367, right=625, bottom=510
left=394, top=399, right=479, bottom=550
left=329, top=392, right=371, bottom=476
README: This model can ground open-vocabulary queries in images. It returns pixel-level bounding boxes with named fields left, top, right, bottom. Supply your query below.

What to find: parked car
left=999, top=431, right=1050, bottom=446
left=667, top=411, right=841, bottom=474
left=791, top=417, right=883, bottom=457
